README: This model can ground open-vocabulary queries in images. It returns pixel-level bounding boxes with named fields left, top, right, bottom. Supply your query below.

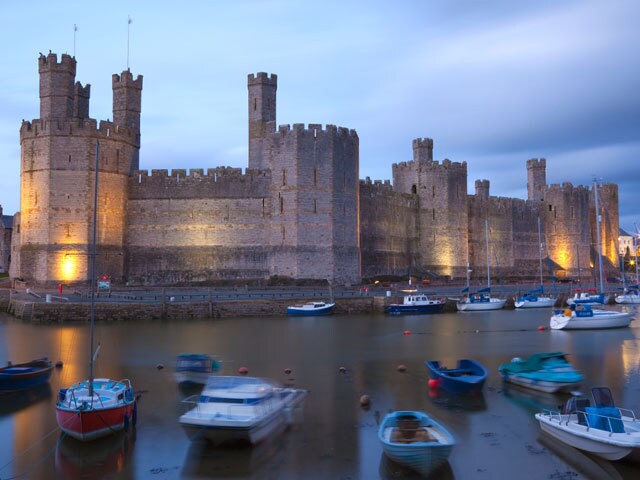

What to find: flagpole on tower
left=127, top=16, right=132, bottom=70
left=73, top=24, right=78, bottom=57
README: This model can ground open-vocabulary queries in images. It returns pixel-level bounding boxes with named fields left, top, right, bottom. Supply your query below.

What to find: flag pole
left=127, top=16, right=132, bottom=70
left=73, top=24, right=77, bottom=57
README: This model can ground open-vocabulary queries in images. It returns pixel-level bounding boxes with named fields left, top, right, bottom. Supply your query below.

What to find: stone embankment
left=1, top=287, right=576, bottom=323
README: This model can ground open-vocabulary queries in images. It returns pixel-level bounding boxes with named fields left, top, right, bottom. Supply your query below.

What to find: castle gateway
left=10, top=54, right=618, bottom=287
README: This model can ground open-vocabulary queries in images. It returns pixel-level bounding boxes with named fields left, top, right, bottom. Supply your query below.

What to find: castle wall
left=359, top=179, right=416, bottom=278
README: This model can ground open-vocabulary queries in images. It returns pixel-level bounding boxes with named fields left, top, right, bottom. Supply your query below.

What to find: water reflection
left=379, top=454, right=455, bottom=479
left=427, top=387, right=487, bottom=412
left=0, top=383, right=51, bottom=416
left=55, top=431, right=135, bottom=478
left=501, top=383, right=569, bottom=415
left=181, top=435, right=287, bottom=478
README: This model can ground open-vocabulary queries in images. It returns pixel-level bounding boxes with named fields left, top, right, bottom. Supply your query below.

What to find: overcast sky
left=1, top=0, right=639, bottom=232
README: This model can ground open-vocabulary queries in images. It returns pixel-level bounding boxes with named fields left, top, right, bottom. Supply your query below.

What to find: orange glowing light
left=60, top=254, right=79, bottom=281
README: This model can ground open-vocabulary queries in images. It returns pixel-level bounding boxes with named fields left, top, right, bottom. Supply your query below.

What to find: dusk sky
left=1, top=0, right=639, bottom=232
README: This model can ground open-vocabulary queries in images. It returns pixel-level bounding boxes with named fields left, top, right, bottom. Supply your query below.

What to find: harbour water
left=0, top=308, right=639, bottom=479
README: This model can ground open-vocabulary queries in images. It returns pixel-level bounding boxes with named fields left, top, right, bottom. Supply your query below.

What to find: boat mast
left=537, top=216, right=543, bottom=288
left=88, top=141, right=99, bottom=398
left=594, top=179, right=605, bottom=293
left=485, top=219, right=490, bottom=290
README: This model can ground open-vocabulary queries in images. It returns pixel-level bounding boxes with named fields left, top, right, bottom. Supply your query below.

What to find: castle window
left=68, top=155, right=71, bottom=163
left=314, top=199, right=317, bottom=214
left=280, top=196, right=284, bottom=214
left=548, top=204, right=552, bottom=212
left=432, top=208, right=435, bottom=220
left=281, top=225, right=285, bottom=242
left=282, top=169, right=286, bottom=186
left=314, top=168, right=317, bottom=186
left=411, top=185, right=417, bottom=195
left=571, top=207, right=575, bottom=219
left=554, top=208, right=556, bottom=219
left=254, top=98, right=257, bottom=111
left=432, top=185, right=435, bottom=197
left=262, top=198, right=265, bottom=217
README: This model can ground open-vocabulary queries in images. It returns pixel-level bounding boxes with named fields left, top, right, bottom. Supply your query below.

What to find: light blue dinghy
left=378, top=411, right=455, bottom=477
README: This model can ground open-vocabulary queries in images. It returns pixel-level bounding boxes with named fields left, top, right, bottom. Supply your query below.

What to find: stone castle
left=9, top=53, right=619, bottom=287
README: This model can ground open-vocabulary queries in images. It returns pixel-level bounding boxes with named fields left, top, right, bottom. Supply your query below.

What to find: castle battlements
left=112, top=70, right=143, bottom=89
left=38, top=52, right=75, bottom=72
left=392, top=158, right=467, bottom=171
left=276, top=123, right=357, bottom=138
left=359, top=177, right=392, bottom=189
left=547, top=182, right=590, bottom=193
left=20, top=118, right=138, bottom=142
left=248, top=72, right=277, bottom=86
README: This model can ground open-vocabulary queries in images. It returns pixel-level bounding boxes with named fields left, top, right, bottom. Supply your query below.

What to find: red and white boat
left=55, top=141, right=137, bottom=442
left=56, top=377, right=136, bottom=441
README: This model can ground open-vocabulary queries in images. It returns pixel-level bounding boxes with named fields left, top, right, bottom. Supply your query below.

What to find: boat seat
left=443, top=368, right=474, bottom=376
left=574, top=398, right=591, bottom=425
left=592, top=387, right=615, bottom=407
left=391, top=426, right=436, bottom=444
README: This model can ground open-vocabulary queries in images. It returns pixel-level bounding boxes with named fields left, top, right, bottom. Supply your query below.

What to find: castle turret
left=112, top=70, right=143, bottom=132
left=412, top=138, right=433, bottom=163
left=248, top=72, right=277, bottom=170
left=73, top=82, right=91, bottom=118
left=475, top=179, right=490, bottom=200
left=38, top=52, right=76, bottom=119
left=527, top=158, right=546, bottom=202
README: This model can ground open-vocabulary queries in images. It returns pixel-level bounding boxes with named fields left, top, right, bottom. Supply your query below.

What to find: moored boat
left=425, top=359, right=488, bottom=393
left=566, top=290, right=609, bottom=306
left=287, top=301, right=334, bottom=316
left=378, top=410, right=455, bottom=477
left=0, top=357, right=53, bottom=394
left=456, top=292, right=506, bottom=311
left=179, top=375, right=307, bottom=445
left=386, top=294, right=445, bottom=315
left=514, top=291, right=557, bottom=309
left=175, top=353, right=221, bottom=386
left=56, top=378, right=137, bottom=441
left=498, top=352, right=583, bottom=393
left=615, top=285, right=640, bottom=304
left=550, top=305, right=633, bottom=330
left=535, top=387, right=640, bottom=461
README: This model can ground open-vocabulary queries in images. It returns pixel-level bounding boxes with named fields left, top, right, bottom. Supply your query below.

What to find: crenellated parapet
left=275, top=123, right=358, bottom=139
left=248, top=72, right=277, bottom=86
left=129, top=167, right=271, bottom=199
left=20, top=118, right=139, bottom=144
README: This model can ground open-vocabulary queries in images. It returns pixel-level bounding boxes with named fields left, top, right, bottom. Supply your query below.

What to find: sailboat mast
left=88, top=141, right=99, bottom=397
left=594, top=180, right=605, bottom=293
left=485, top=219, right=490, bottom=290
left=537, top=216, right=543, bottom=287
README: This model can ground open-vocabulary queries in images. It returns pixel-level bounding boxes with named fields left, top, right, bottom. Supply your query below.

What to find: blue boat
left=386, top=294, right=445, bottom=315
left=0, top=357, right=53, bottom=394
left=287, top=301, right=334, bottom=316
left=175, top=353, right=221, bottom=386
left=499, top=352, right=583, bottom=393
left=425, top=359, right=488, bottom=393
left=378, top=410, right=455, bottom=477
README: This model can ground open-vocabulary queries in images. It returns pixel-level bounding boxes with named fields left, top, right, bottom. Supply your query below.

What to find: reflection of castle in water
left=11, top=53, right=620, bottom=287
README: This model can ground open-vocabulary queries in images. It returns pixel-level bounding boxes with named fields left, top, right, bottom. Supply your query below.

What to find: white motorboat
left=535, top=387, right=640, bottom=461
left=179, top=376, right=307, bottom=445
left=566, top=290, right=609, bottom=306
left=287, top=301, right=334, bottom=316
left=550, top=305, right=633, bottom=330
left=615, top=286, right=640, bottom=304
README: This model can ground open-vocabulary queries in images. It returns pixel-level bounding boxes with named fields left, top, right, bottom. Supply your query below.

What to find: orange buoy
left=403, top=330, right=411, bottom=336
left=538, top=325, right=545, bottom=331
left=397, top=364, right=407, bottom=372
left=428, top=378, right=441, bottom=388
left=284, top=368, right=292, bottom=375
left=238, top=366, right=249, bottom=374
left=564, top=309, right=572, bottom=317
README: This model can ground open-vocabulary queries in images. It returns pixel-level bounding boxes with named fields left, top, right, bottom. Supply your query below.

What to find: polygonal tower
left=247, top=73, right=277, bottom=170
left=527, top=158, right=546, bottom=202
left=14, top=53, right=142, bottom=286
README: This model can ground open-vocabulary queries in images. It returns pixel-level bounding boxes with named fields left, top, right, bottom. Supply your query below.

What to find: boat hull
left=386, top=303, right=444, bottom=315
left=56, top=402, right=136, bottom=442
left=615, top=294, right=640, bottom=304
left=501, top=374, right=580, bottom=393
left=425, top=360, right=487, bottom=393
left=378, top=411, right=455, bottom=477
left=0, top=367, right=53, bottom=394
left=456, top=298, right=506, bottom=311
left=514, top=297, right=557, bottom=309
left=536, top=413, right=639, bottom=461
left=287, top=303, right=334, bottom=316
left=550, top=311, right=632, bottom=330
